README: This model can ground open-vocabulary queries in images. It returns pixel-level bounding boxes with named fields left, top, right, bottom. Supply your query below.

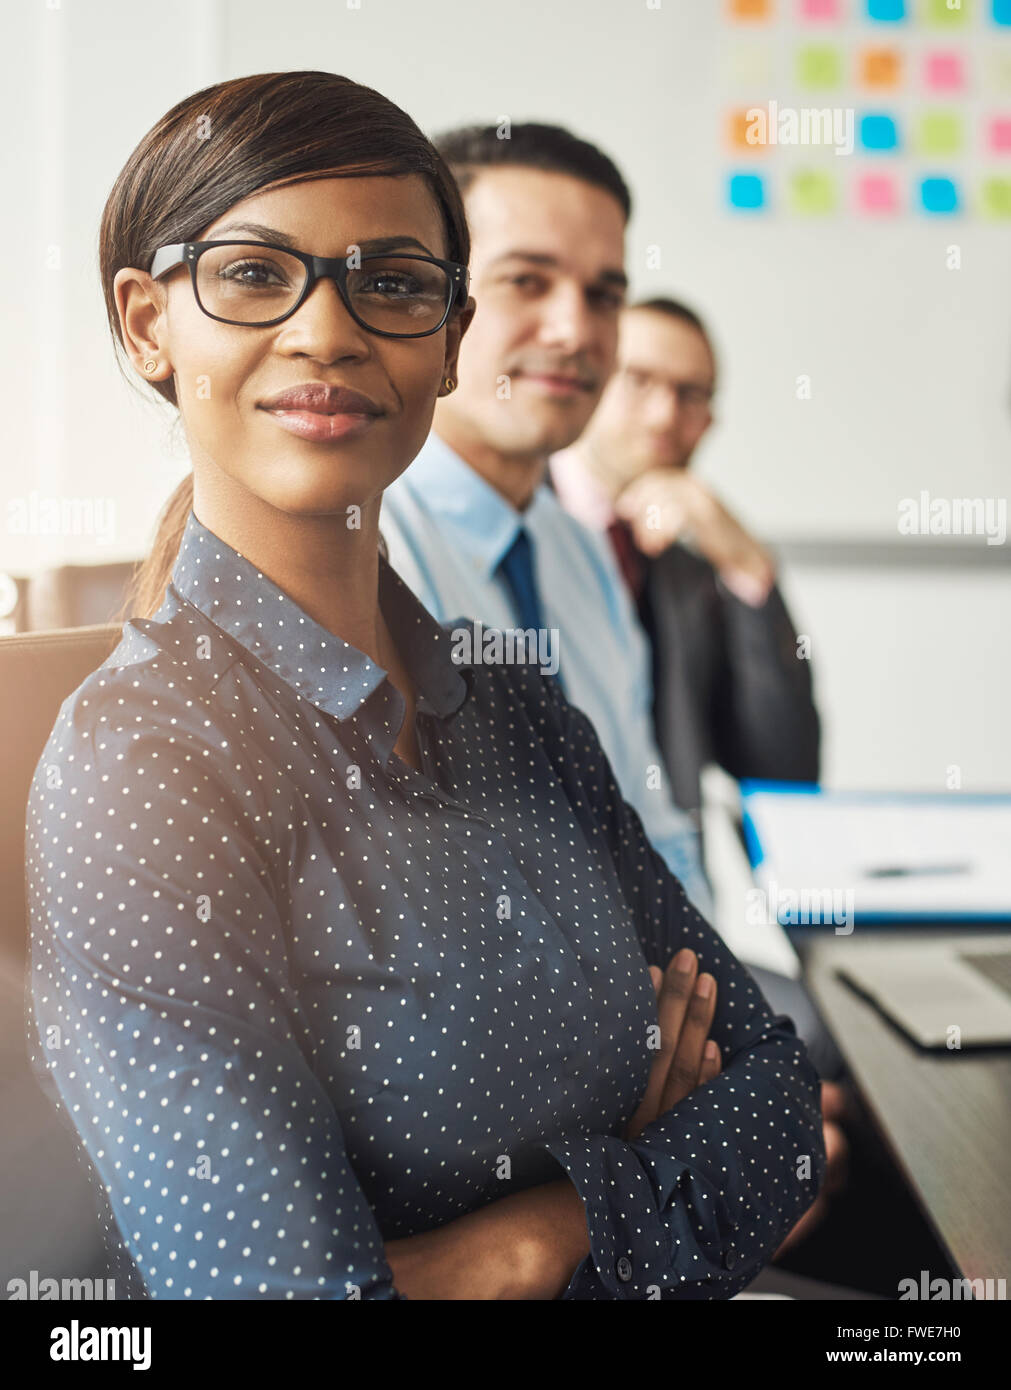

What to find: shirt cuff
left=539, top=1133, right=735, bottom=1300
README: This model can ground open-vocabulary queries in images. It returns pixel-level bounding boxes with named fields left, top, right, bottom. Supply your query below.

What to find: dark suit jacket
left=638, top=544, right=820, bottom=812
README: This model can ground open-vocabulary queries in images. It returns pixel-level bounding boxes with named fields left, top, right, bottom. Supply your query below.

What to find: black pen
left=862, top=863, right=971, bottom=879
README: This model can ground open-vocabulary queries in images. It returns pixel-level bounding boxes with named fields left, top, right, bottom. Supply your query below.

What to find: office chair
left=0, top=622, right=125, bottom=1290
left=27, top=561, right=136, bottom=631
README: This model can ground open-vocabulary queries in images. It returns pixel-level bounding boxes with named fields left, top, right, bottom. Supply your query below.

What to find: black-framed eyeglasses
left=149, top=240, right=470, bottom=338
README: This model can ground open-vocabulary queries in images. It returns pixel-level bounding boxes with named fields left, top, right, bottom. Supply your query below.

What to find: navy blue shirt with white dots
left=26, top=508, right=825, bottom=1300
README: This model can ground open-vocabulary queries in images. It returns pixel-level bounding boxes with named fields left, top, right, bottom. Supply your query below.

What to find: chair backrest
left=1, top=623, right=122, bottom=964
left=28, top=562, right=136, bottom=631
left=0, top=622, right=124, bottom=1289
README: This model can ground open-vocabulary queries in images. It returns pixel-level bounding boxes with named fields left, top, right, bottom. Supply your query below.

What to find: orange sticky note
left=861, top=49, right=902, bottom=87
left=728, top=108, right=769, bottom=149
left=729, top=0, right=773, bottom=19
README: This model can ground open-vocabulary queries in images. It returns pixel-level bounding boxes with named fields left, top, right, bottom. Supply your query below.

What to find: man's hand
left=624, top=948, right=722, bottom=1142
left=614, top=468, right=776, bottom=607
left=772, top=1081, right=850, bottom=1261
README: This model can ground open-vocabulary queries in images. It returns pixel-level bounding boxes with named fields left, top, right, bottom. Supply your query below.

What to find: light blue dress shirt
left=381, top=432, right=713, bottom=917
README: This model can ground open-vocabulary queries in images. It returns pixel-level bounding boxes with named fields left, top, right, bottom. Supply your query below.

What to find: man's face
left=584, top=308, right=715, bottom=485
left=437, top=166, right=627, bottom=458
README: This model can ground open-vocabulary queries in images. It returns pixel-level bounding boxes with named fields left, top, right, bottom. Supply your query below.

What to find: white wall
left=2, top=0, right=1008, bottom=786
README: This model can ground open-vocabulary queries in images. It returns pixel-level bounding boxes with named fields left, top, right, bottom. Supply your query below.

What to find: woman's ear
left=115, top=267, right=171, bottom=380
left=443, top=296, right=476, bottom=382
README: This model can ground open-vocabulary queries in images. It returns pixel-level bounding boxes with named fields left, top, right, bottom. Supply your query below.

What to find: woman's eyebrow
left=211, top=221, right=436, bottom=257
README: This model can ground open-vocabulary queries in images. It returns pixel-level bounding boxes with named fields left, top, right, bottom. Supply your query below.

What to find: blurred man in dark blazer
left=550, top=297, right=820, bottom=815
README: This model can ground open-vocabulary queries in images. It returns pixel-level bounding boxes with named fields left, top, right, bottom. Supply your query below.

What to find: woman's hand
left=624, top=949, right=722, bottom=1142
left=385, top=949, right=725, bottom=1299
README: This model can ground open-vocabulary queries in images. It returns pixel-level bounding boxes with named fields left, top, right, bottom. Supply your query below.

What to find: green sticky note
left=980, top=176, right=1011, bottom=218
left=789, top=169, right=837, bottom=214
left=925, top=0, right=971, bottom=25
left=796, top=44, right=843, bottom=88
left=917, top=110, right=963, bottom=154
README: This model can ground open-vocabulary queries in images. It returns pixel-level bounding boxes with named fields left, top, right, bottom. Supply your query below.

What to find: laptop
left=836, top=937, right=1011, bottom=1048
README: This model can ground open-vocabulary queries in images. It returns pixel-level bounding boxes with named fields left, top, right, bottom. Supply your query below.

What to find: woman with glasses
left=25, top=70, right=825, bottom=1300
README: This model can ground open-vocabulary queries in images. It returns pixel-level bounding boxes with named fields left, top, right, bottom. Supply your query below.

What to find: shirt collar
left=170, top=508, right=471, bottom=733
left=548, top=447, right=618, bottom=530
left=397, top=432, right=527, bottom=579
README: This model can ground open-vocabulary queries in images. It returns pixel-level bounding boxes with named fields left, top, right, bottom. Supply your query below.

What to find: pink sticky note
left=857, top=174, right=899, bottom=213
left=925, top=51, right=964, bottom=92
left=801, top=0, right=840, bottom=18
left=989, top=116, right=1011, bottom=152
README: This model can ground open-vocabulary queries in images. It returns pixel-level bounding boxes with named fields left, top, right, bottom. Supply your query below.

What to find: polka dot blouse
left=25, top=508, right=826, bottom=1300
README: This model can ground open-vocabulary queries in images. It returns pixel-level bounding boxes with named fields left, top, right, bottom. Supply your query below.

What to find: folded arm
left=528, top=671, right=827, bottom=1298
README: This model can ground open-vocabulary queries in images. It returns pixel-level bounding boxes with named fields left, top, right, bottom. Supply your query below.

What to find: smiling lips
left=515, top=370, right=595, bottom=396
left=258, top=381, right=384, bottom=442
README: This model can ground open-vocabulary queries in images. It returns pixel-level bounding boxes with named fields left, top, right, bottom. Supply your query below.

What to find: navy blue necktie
left=497, top=527, right=565, bottom=692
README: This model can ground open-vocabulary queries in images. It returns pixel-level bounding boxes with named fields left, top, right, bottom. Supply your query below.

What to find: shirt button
left=615, top=1256, right=633, bottom=1283
left=723, top=1248, right=737, bottom=1271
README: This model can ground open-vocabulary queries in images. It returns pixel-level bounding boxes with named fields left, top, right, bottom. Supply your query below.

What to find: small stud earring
left=443, top=376, right=455, bottom=392
left=143, top=360, right=158, bottom=374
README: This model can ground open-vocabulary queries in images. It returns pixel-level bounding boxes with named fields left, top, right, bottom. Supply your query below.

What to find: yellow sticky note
left=917, top=110, right=963, bottom=154
left=925, top=0, right=971, bottom=25
left=980, top=176, right=1011, bottom=217
left=789, top=169, right=837, bottom=214
left=797, top=44, right=843, bottom=88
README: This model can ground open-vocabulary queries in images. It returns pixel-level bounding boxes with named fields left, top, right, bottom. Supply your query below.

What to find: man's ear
left=444, top=296, right=476, bottom=380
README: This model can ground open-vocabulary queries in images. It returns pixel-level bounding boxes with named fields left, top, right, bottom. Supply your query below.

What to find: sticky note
left=919, top=177, right=960, bottom=212
left=800, top=0, right=840, bottom=18
left=861, top=48, right=902, bottom=86
left=866, top=0, right=905, bottom=20
left=995, top=0, right=1011, bottom=25
left=729, top=109, right=770, bottom=149
left=979, top=176, right=1011, bottom=215
left=988, top=114, right=1011, bottom=150
left=722, top=45, right=775, bottom=87
left=797, top=44, right=844, bottom=86
left=925, top=51, right=965, bottom=91
left=789, top=169, right=837, bottom=213
left=728, top=172, right=767, bottom=209
left=856, top=173, right=899, bottom=212
left=986, top=49, right=1011, bottom=92
left=729, top=0, right=773, bottom=18
left=917, top=110, right=963, bottom=153
left=925, top=0, right=970, bottom=24
left=860, top=113, right=900, bottom=149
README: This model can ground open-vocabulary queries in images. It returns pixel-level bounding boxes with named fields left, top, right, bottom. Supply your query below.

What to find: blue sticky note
left=920, top=177, right=959, bottom=213
left=867, top=0, right=905, bottom=19
left=729, top=173, right=766, bottom=209
left=860, top=113, right=899, bottom=149
left=994, top=0, right=1011, bottom=25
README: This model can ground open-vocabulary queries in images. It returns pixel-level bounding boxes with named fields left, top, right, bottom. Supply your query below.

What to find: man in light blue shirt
left=381, top=123, right=711, bottom=916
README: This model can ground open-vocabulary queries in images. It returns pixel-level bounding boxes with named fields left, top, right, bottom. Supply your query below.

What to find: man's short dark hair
left=628, top=297, right=718, bottom=383
left=433, top=122, right=632, bottom=221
